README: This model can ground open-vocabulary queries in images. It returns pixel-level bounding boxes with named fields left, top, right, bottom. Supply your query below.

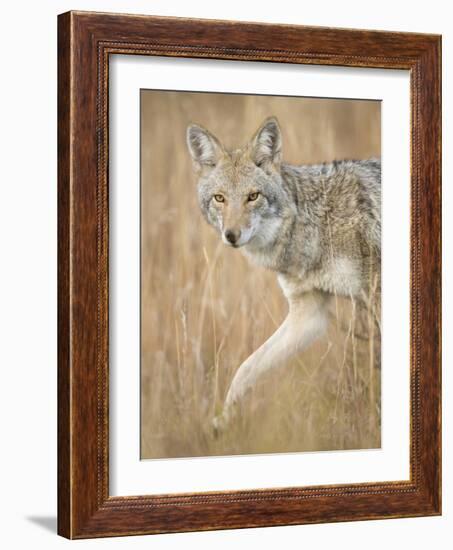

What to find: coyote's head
left=186, top=117, right=288, bottom=249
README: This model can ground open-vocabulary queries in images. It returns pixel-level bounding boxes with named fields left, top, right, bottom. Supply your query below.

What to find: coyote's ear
left=250, top=117, right=282, bottom=171
left=186, top=124, right=223, bottom=172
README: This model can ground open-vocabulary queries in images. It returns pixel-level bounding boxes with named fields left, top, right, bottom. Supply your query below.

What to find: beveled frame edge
left=57, top=10, right=441, bottom=539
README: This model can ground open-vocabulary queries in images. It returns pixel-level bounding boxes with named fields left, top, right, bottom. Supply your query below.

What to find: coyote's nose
left=224, top=229, right=240, bottom=245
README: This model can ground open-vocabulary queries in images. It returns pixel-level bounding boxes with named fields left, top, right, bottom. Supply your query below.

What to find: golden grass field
left=140, top=90, right=381, bottom=459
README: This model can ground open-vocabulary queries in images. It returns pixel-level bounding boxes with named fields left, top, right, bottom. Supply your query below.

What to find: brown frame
left=58, top=10, right=441, bottom=539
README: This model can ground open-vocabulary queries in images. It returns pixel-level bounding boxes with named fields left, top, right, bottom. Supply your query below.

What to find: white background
left=0, top=1, right=450, bottom=548
left=111, top=57, right=410, bottom=495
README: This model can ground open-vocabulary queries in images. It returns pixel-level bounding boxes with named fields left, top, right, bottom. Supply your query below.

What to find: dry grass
left=140, top=90, right=381, bottom=459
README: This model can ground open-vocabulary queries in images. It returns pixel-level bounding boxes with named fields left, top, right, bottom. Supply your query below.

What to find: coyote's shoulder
left=268, top=157, right=381, bottom=299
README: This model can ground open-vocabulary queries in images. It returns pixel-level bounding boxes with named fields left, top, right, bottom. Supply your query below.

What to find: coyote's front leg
left=213, top=290, right=330, bottom=433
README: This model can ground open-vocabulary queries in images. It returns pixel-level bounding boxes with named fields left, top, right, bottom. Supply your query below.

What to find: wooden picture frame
left=58, top=10, right=441, bottom=539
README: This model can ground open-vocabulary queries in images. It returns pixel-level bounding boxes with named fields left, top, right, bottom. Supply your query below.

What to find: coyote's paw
left=212, top=413, right=228, bottom=438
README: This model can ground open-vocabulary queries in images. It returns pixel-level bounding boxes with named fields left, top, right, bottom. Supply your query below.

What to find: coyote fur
left=186, top=116, right=381, bottom=431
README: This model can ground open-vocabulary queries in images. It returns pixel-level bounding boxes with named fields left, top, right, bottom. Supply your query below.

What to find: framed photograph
left=58, top=11, right=441, bottom=539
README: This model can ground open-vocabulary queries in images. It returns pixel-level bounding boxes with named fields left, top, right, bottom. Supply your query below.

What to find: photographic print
left=140, top=90, right=381, bottom=459
left=58, top=12, right=441, bottom=537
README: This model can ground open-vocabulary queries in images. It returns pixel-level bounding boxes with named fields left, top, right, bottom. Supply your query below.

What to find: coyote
left=186, top=116, right=381, bottom=431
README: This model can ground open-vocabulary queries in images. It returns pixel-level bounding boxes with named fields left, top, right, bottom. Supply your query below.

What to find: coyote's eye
left=213, top=194, right=225, bottom=203
left=248, top=192, right=260, bottom=202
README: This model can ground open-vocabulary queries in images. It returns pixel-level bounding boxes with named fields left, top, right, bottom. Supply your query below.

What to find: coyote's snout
left=186, top=116, right=381, bottom=432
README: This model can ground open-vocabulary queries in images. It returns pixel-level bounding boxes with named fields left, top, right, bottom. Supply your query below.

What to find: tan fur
left=187, top=116, right=381, bottom=432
